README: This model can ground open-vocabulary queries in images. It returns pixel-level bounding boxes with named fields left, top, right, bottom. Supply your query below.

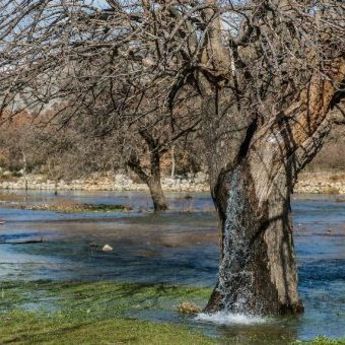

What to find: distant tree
left=0, top=0, right=201, bottom=210
left=32, top=117, right=123, bottom=192
left=72, top=87, right=200, bottom=211
left=0, top=113, right=43, bottom=186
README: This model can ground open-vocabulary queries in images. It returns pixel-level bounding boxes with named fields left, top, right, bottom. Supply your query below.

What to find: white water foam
left=195, top=311, right=267, bottom=325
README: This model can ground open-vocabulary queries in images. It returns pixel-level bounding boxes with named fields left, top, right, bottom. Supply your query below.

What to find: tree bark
left=205, top=160, right=302, bottom=315
left=148, top=147, right=168, bottom=212
left=170, top=145, right=176, bottom=178
left=127, top=149, right=168, bottom=212
left=147, top=176, right=168, bottom=212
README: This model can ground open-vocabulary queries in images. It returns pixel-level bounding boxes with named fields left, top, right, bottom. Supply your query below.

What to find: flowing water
left=0, top=190, right=345, bottom=344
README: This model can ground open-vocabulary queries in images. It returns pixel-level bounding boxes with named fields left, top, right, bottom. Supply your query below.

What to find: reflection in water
left=0, top=191, right=345, bottom=343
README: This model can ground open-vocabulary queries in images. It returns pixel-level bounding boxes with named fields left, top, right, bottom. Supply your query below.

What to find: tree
left=73, top=87, right=201, bottom=212
left=0, top=0, right=201, bottom=211
left=0, top=111, right=43, bottom=186
left=2, top=0, right=345, bottom=316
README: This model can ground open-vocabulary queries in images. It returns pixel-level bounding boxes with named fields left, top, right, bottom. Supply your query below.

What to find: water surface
left=0, top=190, right=345, bottom=343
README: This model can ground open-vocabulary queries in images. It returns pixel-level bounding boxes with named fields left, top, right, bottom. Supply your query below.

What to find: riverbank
left=0, top=172, right=210, bottom=193
left=294, top=171, right=345, bottom=194
left=0, top=171, right=345, bottom=194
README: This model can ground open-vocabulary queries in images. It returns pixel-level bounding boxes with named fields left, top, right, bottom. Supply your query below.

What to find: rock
left=177, top=302, right=201, bottom=315
left=102, top=244, right=113, bottom=252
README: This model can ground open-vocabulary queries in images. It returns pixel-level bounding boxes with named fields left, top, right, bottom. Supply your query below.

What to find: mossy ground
left=0, top=281, right=344, bottom=345
left=0, top=281, right=214, bottom=345
left=0, top=194, right=132, bottom=213
left=24, top=201, right=132, bottom=213
left=297, top=339, right=345, bottom=345
left=0, top=311, right=215, bottom=345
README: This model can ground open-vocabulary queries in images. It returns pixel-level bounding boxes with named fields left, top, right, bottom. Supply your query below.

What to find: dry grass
left=25, top=199, right=132, bottom=213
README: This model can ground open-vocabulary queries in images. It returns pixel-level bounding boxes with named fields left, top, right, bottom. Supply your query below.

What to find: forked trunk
left=148, top=176, right=168, bottom=212
left=205, top=160, right=302, bottom=315
left=127, top=148, right=168, bottom=212
left=203, top=61, right=345, bottom=315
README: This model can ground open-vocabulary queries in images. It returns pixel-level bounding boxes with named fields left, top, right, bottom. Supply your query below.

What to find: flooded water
left=1, top=190, right=345, bottom=344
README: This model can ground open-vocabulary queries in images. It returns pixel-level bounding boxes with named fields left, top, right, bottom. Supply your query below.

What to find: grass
left=0, top=194, right=133, bottom=213
left=296, top=338, right=345, bottom=345
left=323, top=186, right=341, bottom=195
left=1, top=281, right=345, bottom=345
left=0, top=311, right=215, bottom=345
left=26, top=201, right=132, bottom=213
left=0, top=192, right=26, bottom=202
left=0, top=281, right=215, bottom=345
left=21, top=200, right=132, bottom=213
left=0, top=281, right=211, bottom=316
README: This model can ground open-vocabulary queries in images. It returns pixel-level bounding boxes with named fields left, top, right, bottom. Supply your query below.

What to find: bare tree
left=0, top=112, right=43, bottom=184
left=2, top=0, right=345, bottom=316
left=0, top=0, right=202, bottom=211
left=53, top=79, right=201, bottom=211
left=33, top=114, right=123, bottom=190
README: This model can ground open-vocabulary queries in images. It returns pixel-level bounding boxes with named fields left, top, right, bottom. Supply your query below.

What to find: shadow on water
left=1, top=191, right=345, bottom=343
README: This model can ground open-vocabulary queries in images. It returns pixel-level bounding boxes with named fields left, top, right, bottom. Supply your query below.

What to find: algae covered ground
left=0, top=281, right=215, bottom=345
left=297, top=339, right=345, bottom=345
left=0, top=280, right=344, bottom=345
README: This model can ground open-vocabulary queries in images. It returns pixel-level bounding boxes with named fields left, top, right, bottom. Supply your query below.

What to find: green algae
left=0, top=281, right=210, bottom=313
left=0, top=311, right=216, bottom=345
left=296, top=338, right=345, bottom=345
left=25, top=202, right=132, bottom=213
left=1, top=281, right=345, bottom=345
left=0, top=196, right=133, bottom=213
left=0, top=281, right=215, bottom=345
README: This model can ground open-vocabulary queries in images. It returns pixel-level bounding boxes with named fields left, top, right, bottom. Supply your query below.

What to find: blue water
left=0, top=191, right=345, bottom=342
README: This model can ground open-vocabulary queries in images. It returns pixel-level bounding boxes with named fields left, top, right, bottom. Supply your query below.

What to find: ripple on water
left=195, top=311, right=267, bottom=325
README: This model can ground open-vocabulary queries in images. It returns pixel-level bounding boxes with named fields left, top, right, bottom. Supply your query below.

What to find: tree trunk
left=54, top=179, right=59, bottom=196
left=147, top=176, right=168, bottom=212
left=170, top=145, right=176, bottom=178
left=205, top=160, right=302, bottom=315
left=148, top=142, right=168, bottom=212
left=204, top=113, right=332, bottom=315
left=127, top=149, right=168, bottom=212
left=203, top=60, right=345, bottom=316
left=22, top=151, right=28, bottom=191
